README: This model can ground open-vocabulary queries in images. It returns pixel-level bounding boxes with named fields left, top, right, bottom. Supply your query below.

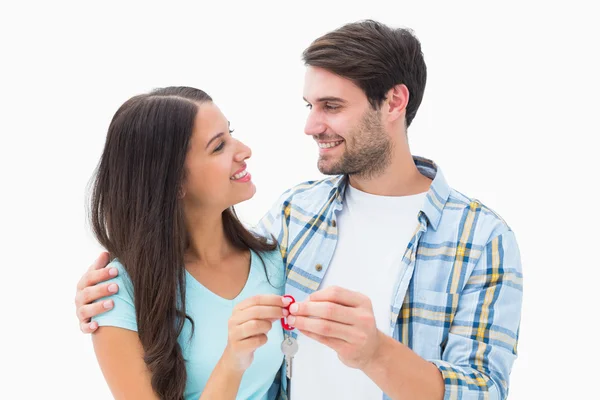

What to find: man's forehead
left=303, top=67, right=365, bottom=103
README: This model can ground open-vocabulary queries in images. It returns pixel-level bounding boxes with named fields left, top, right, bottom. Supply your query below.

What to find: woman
left=89, top=86, right=290, bottom=399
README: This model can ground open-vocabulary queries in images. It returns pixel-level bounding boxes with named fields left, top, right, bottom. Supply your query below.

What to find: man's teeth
left=231, top=170, right=248, bottom=180
left=318, top=140, right=343, bottom=149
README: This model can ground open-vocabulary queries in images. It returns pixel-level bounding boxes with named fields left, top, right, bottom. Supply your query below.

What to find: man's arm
left=424, top=230, right=523, bottom=400
left=363, top=332, right=445, bottom=399
left=361, top=230, right=522, bottom=399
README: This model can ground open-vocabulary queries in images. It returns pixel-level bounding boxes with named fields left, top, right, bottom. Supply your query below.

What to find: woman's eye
left=214, top=142, right=225, bottom=152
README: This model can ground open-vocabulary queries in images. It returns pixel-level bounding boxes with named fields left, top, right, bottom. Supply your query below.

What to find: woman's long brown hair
left=89, top=87, right=276, bottom=399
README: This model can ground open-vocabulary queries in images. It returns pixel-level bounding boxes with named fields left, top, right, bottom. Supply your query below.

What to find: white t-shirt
left=291, top=184, right=426, bottom=399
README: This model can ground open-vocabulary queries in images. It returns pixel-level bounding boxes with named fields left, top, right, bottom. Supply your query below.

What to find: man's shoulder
left=257, top=176, right=342, bottom=229
left=442, top=187, right=513, bottom=241
left=276, top=175, right=343, bottom=204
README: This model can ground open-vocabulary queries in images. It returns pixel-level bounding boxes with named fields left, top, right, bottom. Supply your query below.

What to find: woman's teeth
left=230, top=170, right=248, bottom=180
left=318, top=140, right=343, bottom=149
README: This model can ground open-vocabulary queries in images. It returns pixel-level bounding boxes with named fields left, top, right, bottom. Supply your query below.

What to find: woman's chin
left=231, top=183, right=257, bottom=206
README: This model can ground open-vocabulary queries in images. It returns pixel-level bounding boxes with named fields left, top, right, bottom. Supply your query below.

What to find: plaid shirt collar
left=328, top=156, right=450, bottom=230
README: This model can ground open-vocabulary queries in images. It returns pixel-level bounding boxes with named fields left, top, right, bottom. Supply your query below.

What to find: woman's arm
left=93, top=293, right=286, bottom=400
left=92, top=327, right=159, bottom=400
left=198, top=352, right=244, bottom=399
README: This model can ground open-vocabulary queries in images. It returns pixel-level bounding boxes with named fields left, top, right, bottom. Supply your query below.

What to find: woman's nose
left=234, top=139, right=251, bottom=162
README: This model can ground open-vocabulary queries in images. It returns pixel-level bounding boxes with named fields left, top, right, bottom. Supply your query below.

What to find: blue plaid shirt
left=257, top=156, right=523, bottom=400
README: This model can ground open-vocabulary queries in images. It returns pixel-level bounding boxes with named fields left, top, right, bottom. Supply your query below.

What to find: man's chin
left=318, top=161, right=343, bottom=176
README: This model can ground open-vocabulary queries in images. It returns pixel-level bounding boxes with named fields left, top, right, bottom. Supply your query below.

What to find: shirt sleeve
left=429, top=230, right=523, bottom=400
left=91, top=260, right=138, bottom=332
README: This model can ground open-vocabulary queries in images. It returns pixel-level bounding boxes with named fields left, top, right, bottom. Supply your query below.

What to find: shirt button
left=315, top=264, right=323, bottom=272
left=332, top=220, right=337, bottom=228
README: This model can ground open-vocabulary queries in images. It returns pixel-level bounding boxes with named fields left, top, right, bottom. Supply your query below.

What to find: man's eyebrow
left=303, top=96, right=347, bottom=104
left=205, top=132, right=225, bottom=149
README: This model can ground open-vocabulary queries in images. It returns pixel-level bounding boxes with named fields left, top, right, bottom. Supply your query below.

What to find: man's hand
left=287, top=286, right=384, bottom=370
left=75, top=252, right=118, bottom=333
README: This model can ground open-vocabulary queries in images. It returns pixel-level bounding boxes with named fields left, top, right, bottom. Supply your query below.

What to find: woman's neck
left=184, top=208, right=234, bottom=268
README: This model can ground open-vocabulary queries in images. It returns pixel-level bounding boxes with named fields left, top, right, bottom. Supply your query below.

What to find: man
left=76, top=20, right=522, bottom=400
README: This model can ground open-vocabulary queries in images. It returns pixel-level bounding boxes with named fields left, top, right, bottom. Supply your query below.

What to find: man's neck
left=348, top=152, right=431, bottom=197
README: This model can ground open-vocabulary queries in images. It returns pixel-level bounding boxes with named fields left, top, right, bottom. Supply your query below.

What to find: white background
left=1, top=1, right=598, bottom=399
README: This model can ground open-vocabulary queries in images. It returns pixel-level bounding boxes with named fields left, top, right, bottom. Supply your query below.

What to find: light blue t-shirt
left=93, top=249, right=285, bottom=400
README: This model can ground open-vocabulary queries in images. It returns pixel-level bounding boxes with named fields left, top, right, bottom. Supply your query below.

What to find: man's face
left=303, top=67, right=392, bottom=178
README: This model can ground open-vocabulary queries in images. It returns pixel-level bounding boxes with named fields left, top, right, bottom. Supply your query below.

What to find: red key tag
left=281, top=295, right=296, bottom=331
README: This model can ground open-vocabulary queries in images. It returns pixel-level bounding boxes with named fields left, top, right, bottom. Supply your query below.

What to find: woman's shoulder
left=107, top=258, right=125, bottom=271
left=105, top=258, right=134, bottom=289
left=91, top=257, right=137, bottom=330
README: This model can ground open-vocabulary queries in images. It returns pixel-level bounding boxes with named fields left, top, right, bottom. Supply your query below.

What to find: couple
left=76, top=20, right=523, bottom=400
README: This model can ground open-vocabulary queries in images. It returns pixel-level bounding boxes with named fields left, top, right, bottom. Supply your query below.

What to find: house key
left=281, top=335, right=298, bottom=380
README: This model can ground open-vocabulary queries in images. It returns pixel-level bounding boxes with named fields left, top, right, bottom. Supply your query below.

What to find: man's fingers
left=235, top=294, right=287, bottom=311
left=288, top=316, right=353, bottom=342
left=308, top=286, right=364, bottom=307
left=289, top=301, right=354, bottom=324
left=77, top=265, right=118, bottom=291
left=300, top=329, right=342, bottom=350
left=77, top=300, right=114, bottom=323
left=88, top=252, right=110, bottom=272
left=80, top=321, right=99, bottom=334
left=75, top=282, right=119, bottom=309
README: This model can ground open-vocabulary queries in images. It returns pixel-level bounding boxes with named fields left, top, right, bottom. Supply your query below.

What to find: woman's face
left=182, top=102, right=255, bottom=211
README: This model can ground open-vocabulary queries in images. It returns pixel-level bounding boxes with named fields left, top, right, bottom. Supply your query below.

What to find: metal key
left=281, top=336, right=298, bottom=380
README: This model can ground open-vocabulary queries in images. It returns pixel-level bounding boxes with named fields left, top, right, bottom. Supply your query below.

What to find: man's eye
left=305, top=103, right=312, bottom=110
left=324, top=103, right=340, bottom=111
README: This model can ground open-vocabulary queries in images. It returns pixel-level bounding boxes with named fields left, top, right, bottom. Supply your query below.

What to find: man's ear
left=385, top=84, right=410, bottom=123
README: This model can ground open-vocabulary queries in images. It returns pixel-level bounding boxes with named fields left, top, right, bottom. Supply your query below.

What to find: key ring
left=281, top=294, right=296, bottom=331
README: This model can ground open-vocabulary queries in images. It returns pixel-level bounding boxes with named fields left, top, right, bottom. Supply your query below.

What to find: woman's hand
left=222, top=294, right=289, bottom=372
